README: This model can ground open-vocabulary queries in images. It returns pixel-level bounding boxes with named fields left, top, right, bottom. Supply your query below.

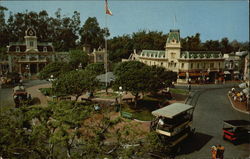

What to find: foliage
left=69, top=50, right=89, bottom=69
left=147, top=66, right=177, bottom=94
left=38, top=62, right=72, bottom=80
left=113, top=61, right=149, bottom=107
left=39, top=88, right=53, bottom=96
left=79, top=17, right=109, bottom=51
left=52, top=70, right=99, bottom=101
left=84, top=62, right=105, bottom=76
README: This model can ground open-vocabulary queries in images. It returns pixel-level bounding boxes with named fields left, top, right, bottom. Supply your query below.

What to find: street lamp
left=78, top=63, right=82, bottom=70
left=119, top=86, right=122, bottom=111
left=25, top=64, right=30, bottom=79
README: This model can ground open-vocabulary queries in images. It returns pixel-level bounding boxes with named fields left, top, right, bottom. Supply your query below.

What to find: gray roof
left=96, top=72, right=115, bottom=83
left=181, top=51, right=222, bottom=59
left=140, top=50, right=165, bottom=58
left=152, top=103, right=194, bottom=118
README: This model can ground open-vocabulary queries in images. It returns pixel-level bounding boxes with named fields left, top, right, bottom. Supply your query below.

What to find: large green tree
left=69, top=50, right=89, bottom=69
left=113, top=61, right=150, bottom=107
left=53, top=70, right=99, bottom=101
left=79, top=17, right=109, bottom=51
left=85, top=62, right=105, bottom=76
left=38, top=62, right=72, bottom=80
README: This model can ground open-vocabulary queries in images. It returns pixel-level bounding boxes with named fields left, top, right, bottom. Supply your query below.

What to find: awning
left=234, top=71, right=240, bottom=74
left=224, top=71, right=231, bottom=74
left=242, top=88, right=249, bottom=95
left=239, top=83, right=248, bottom=89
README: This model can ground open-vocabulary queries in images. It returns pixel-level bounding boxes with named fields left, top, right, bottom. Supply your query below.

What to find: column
left=19, top=63, right=22, bottom=74
left=37, top=63, right=39, bottom=73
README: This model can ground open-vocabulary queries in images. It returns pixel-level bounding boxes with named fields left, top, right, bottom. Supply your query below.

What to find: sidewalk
left=227, top=93, right=250, bottom=114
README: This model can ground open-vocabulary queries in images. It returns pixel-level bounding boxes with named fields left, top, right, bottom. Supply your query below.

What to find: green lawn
left=121, top=95, right=166, bottom=121
left=94, top=92, right=119, bottom=99
left=170, top=88, right=188, bottom=95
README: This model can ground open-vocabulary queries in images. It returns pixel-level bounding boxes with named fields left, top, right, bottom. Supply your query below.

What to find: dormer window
left=30, top=41, right=34, bottom=47
left=43, top=47, right=47, bottom=52
left=16, top=46, right=20, bottom=52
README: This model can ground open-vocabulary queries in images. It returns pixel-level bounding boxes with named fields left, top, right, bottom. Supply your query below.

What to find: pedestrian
left=216, top=144, right=225, bottom=159
left=211, top=146, right=217, bottom=159
left=188, top=84, right=191, bottom=92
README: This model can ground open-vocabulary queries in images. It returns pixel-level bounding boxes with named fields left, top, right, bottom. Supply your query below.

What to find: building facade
left=6, top=28, right=56, bottom=76
left=129, top=29, right=225, bottom=84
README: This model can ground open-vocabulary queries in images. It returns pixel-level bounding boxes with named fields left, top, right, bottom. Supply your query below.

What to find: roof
left=181, top=51, right=222, bottom=59
left=140, top=50, right=165, bottom=58
left=224, top=120, right=250, bottom=128
left=152, top=103, right=194, bottom=118
left=166, top=29, right=180, bottom=43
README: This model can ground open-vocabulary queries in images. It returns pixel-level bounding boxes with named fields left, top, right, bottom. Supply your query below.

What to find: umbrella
left=242, top=88, right=249, bottom=96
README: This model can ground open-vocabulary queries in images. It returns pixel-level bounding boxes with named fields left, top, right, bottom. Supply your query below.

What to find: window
left=171, top=53, right=176, bottom=59
left=197, top=63, right=200, bottom=69
left=191, top=63, right=193, bottom=69
left=174, top=63, right=177, bottom=68
left=43, top=47, right=47, bottom=52
left=30, top=41, right=34, bottom=47
left=16, top=46, right=20, bottom=52
left=181, top=63, right=184, bottom=68
left=210, top=63, right=214, bottom=68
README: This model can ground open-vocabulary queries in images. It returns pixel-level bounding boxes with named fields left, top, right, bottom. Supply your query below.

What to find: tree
left=220, top=37, right=233, bottom=53
left=69, top=50, right=89, bottom=69
left=85, top=62, right=105, bottom=76
left=38, top=62, right=72, bottom=80
left=53, top=70, right=99, bottom=101
left=147, top=66, right=177, bottom=94
left=79, top=17, right=109, bottom=51
left=113, top=61, right=150, bottom=107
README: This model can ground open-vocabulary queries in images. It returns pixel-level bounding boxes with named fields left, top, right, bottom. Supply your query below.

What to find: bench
left=60, top=97, right=71, bottom=101
left=122, top=98, right=133, bottom=103
left=81, top=98, right=92, bottom=102
left=121, top=111, right=133, bottom=119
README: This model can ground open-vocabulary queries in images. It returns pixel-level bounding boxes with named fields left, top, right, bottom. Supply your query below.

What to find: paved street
left=1, top=80, right=249, bottom=158
left=0, top=80, right=49, bottom=108
left=178, top=88, right=250, bottom=158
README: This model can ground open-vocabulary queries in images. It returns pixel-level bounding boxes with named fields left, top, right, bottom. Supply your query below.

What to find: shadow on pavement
left=178, top=131, right=213, bottom=155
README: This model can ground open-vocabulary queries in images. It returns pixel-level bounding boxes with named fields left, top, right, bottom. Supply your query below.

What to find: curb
left=227, top=94, right=250, bottom=115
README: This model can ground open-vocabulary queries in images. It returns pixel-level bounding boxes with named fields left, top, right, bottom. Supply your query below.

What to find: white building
left=129, top=29, right=225, bottom=84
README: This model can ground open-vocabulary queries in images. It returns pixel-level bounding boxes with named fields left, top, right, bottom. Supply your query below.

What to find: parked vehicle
left=13, top=85, right=31, bottom=107
left=222, top=120, right=250, bottom=145
left=150, top=103, right=195, bottom=151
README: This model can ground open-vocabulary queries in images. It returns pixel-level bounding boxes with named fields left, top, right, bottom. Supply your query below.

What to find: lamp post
left=25, top=64, right=30, bottom=79
left=119, top=86, right=122, bottom=112
left=78, top=63, right=82, bottom=70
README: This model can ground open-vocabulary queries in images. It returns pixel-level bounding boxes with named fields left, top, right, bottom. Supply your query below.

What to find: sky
left=1, top=0, right=249, bottom=42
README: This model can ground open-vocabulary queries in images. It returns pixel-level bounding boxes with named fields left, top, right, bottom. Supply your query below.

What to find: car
left=222, top=120, right=250, bottom=145
left=13, top=85, right=31, bottom=107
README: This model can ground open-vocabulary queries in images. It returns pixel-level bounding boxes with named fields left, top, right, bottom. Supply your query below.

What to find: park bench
left=81, top=97, right=92, bottom=102
left=121, top=111, right=133, bottom=119
left=122, top=98, right=133, bottom=103
left=60, top=97, right=71, bottom=101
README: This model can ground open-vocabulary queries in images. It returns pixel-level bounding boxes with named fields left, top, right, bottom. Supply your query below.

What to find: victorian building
left=6, top=28, right=56, bottom=76
left=128, top=29, right=225, bottom=84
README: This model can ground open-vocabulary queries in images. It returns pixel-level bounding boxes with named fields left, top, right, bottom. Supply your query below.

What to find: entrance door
left=30, top=64, right=37, bottom=74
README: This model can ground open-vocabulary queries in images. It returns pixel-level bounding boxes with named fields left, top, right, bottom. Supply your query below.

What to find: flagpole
left=105, top=13, right=108, bottom=91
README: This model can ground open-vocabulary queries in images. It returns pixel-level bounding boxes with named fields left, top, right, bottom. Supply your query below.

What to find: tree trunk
left=75, top=95, right=80, bottom=101
left=134, top=93, right=138, bottom=108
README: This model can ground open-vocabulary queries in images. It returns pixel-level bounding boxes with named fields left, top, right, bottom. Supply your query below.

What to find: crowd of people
left=211, top=145, right=225, bottom=159
left=228, top=88, right=248, bottom=103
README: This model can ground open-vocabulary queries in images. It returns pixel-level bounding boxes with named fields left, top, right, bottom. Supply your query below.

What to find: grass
left=121, top=95, right=166, bottom=121
left=39, top=88, right=53, bottom=96
left=170, top=88, right=188, bottom=95
left=94, top=92, right=119, bottom=99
